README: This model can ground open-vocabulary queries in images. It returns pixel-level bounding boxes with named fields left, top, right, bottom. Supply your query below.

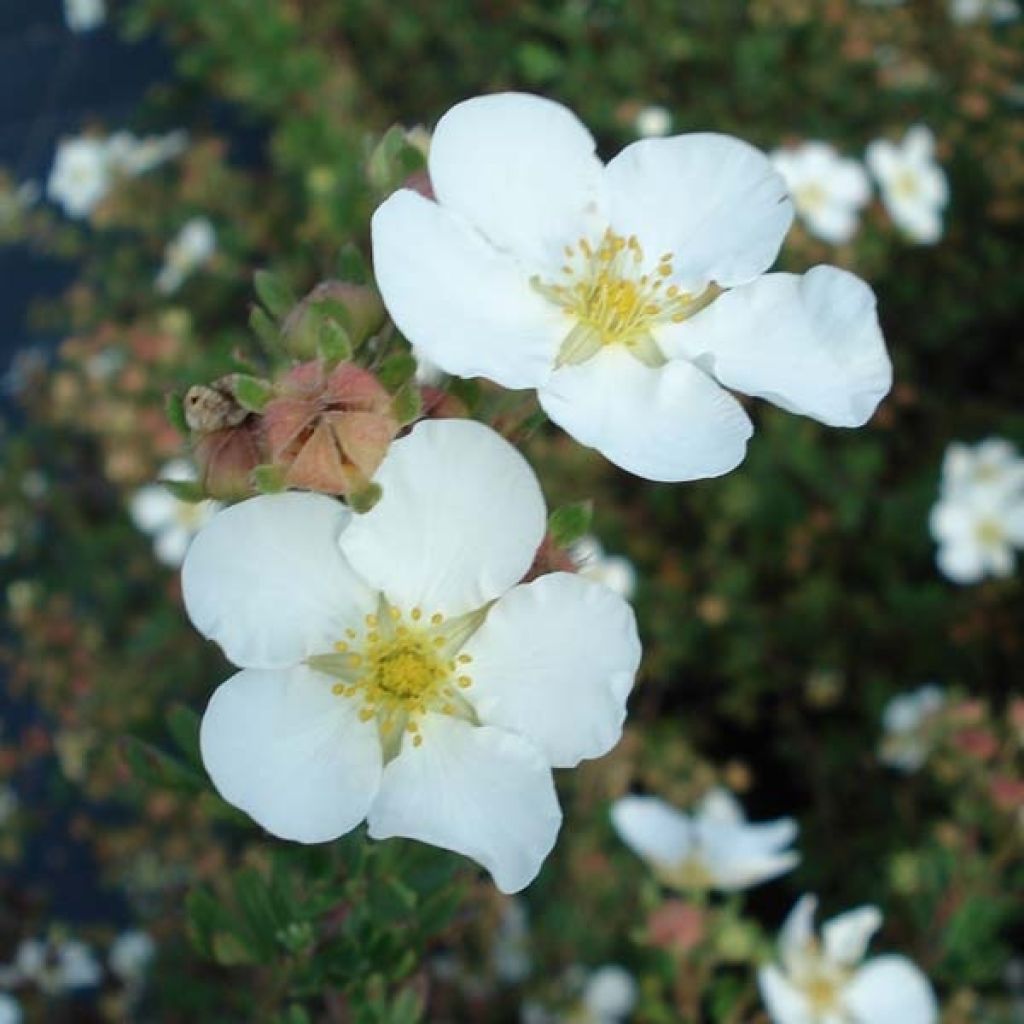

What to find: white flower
left=570, top=535, right=636, bottom=600
left=492, top=900, right=531, bottom=982
left=759, top=895, right=938, bottom=1024
left=372, top=93, right=892, bottom=483
left=634, top=106, right=672, bottom=138
left=11, top=938, right=102, bottom=996
left=108, top=930, right=155, bottom=985
left=155, top=217, right=217, bottom=294
left=580, top=965, right=637, bottom=1023
left=130, top=460, right=220, bottom=568
left=939, top=438, right=1024, bottom=501
left=930, top=486, right=1024, bottom=583
left=47, top=137, right=111, bottom=218
left=106, top=130, right=188, bottom=176
left=950, top=0, right=1019, bottom=21
left=64, top=0, right=106, bottom=32
left=866, top=126, right=949, bottom=244
left=879, top=685, right=945, bottom=771
left=183, top=419, right=641, bottom=893
left=610, top=788, right=798, bottom=891
left=0, top=995, right=20, bottom=1024
left=771, top=143, right=871, bottom=245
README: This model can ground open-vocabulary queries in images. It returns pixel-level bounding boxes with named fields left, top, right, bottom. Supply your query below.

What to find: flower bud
left=281, top=280, right=386, bottom=357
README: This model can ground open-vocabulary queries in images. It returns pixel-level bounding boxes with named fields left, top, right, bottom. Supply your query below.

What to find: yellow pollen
left=411, top=608, right=422, bottom=621
left=431, top=612, right=444, bottom=625
left=976, top=519, right=1004, bottom=546
left=365, top=613, right=378, bottom=627
left=801, top=974, right=842, bottom=1014
left=530, top=228, right=720, bottom=367
left=457, top=654, right=472, bottom=664
left=333, top=641, right=348, bottom=653
left=332, top=683, right=344, bottom=695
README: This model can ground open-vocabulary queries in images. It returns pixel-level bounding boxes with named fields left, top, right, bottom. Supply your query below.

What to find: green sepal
left=253, top=268, right=297, bottom=319
left=232, top=374, right=274, bottom=413
left=548, top=500, right=594, bottom=547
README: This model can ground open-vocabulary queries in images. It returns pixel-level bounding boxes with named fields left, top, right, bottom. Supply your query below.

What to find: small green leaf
left=548, top=501, right=594, bottom=547
left=337, top=244, right=369, bottom=285
left=391, top=384, right=422, bottom=426
left=254, top=269, right=297, bottom=319
left=250, top=306, right=283, bottom=355
left=212, top=930, right=260, bottom=966
left=350, top=482, right=382, bottom=514
left=121, top=736, right=205, bottom=793
left=232, top=374, right=273, bottom=413
left=161, top=478, right=206, bottom=504
left=318, top=319, right=353, bottom=365
left=377, top=353, right=417, bottom=393
left=251, top=464, right=287, bottom=493
left=166, top=704, right=202, bottom=769
left=166, top=392, right=188, bottom=436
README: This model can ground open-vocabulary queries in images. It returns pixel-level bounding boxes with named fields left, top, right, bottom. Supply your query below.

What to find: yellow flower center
left=654, top=855, right=715, bottom=891
left=311, top=603, right=480, bottom=755
left=531, top=229, right=721, bottom=369
left=975, top=518, right=1004, bottom=547
left=801, top=973, right=843, bottom=1014
left=795, top=182, right=828, bottom=213
left=173, top=500, right=208, bottom=531
left=893, top=170, right=920, bottom=200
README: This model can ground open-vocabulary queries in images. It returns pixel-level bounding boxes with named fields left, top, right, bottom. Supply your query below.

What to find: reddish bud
left=646, top=900, right=706, bottom=954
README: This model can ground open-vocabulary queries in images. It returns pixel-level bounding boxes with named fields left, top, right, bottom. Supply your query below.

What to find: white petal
left=538, top=346, right=753, bottom=482
left=936, top=539, right=985, bottom=584
left=583, top=966, right=638, bottom=1020
left=372, top=189, right=564, bottom=389
left=710, top=849, right=800, bottom=890
left=200, top=665, right=382, bottom=843
left=822, top=906, right=882, bottom=967
left=610, top=796, right=693, bottom=867
left=758, top=966, right=815, bottom=1024
left=429, top=92, right=606, bottom=271
left=843, top=955, right=939, bottom=1024
left=463, top=573, right=641, bottom=768
left=339, top=420, right=546, bottom=617
left=664, top=267, right=891, bottom=428
left=367, top=714, right=561, bottom=894
left=779, top=895, right=818, bottom=964
left=182, top=492, right=375, bottom=669
left=154, top=525, right=191, bottom=568
left=696, top=787, right=746, bottom=825
left=605, top=134, right=794, bottom=288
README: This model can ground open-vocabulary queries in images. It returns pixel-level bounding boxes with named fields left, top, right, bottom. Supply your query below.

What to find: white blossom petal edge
left=759, top=895, right=938, bottom=1024
left=372, top=93, right=892, bottom=482
left=183, top=419, right=641, bottom=892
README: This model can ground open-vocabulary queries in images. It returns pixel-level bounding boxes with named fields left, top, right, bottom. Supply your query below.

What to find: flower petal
left=605, top=134, right=793, bottom=289
left=367, top=714, right=561, bottom=894
left=779, top=895, right=818, bottom=966
left=758, top=965, right=815, bottom=1024
left=843, top=955, right=939, bottom=1024
left=822, top=906, right=882, bottom=967
left=538, top=346, right=753, bottom=482
left=610, top=796, right=693, bottom=867
left=664, top=267, right=891, bottom=428
left=182, top=493, right=375, bottom=669
left=429, top=92, right=605, bottom=271
left=696, top=787, right=746, bottom=825
left=339, top=419, right=546, bottom=618
left=372, top=189, right=564, bottom=389
left=200, top=665, right=382, bottom=843
left=462, top=573, right=641, bottom=768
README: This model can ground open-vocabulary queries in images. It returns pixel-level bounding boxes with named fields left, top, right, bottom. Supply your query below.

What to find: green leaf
left=367, top=125, right=409, bottom=192
left=121, top=736, right=205, bottom=794
left=166, top=704, right=202, bottom=769
left=161, top=478, right=206, bottom=504
left=337, top=244, right=369, bottom=285
left=185, top=885, right=223, bottom=957
left=548, top=500, right=593, bottom=547
left=252, top=464, right=287, bottom=493
left=318, top=319, right=353, bottom=365
left=250, top=306, right=283, bottom=355
left=254, top=269, right=297, bottom=319
left=391, top=384, right=422, bottom=427
left=377, top=353, right=417, bottom=393
left=212, top=930, right=261, bottom=967
left=232, top=374, right=274, bottom=413
left=166, top=392, right=189, bottom=436
left=349, top=482, right=382, bottom=514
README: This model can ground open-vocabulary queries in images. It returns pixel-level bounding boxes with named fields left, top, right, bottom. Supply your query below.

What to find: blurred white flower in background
left=7, top=938, right=102, bottom=996
left=492, top=900, right=532, bottom=983
left=155, top=217, right=217, bottom=294
left=579, top=965, right=637, bottom=1023
left=47, top=137, right=111, bottom=218
left=570, top=535, right=636, bottom=600
left=373, top=93, right=892, bottom=483
left=866, top=125, right=949, bottom=243
left=930, top=438, right=1024, bottom=583
left=64, top=0, right=106, bottom=32
left=0, top=994, right=20, bottom=1024
left=129, top=459, right=220, bottom=568
left=47, top=131, right=187, bottom=219
left=611, top=788, right=798, bottom=891
left=771, top=142, right=871, bottom=244
left=759, top=895, right=938, bottom=1024
left=949, top=0, right=1020, bottom=22
left=108, top=930, right=156, bottom=986
left=634, top=105, right=672, bottom=138
left=183, top=420, right=641, bottom=893
left=879, top=684, right=945, bottom=771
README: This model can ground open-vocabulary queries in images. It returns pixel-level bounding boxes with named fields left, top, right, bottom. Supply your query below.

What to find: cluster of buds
left=182, top=279, right=409, bottom=504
